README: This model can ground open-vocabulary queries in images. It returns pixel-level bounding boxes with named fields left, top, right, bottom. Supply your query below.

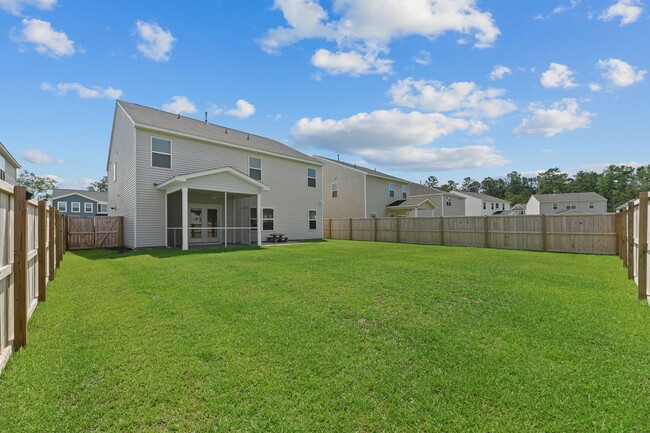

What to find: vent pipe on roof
left=337, top=154, right=340, bottom=161
left=205, top=112, right=208, bottom=123
left=225, top=128, right=228, bottom=134
left=177, top=113, right=180, bottom=119
left=247, top=134, right=250, bottom=140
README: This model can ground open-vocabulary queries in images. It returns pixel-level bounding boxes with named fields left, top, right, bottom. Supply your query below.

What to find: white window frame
left=389, top=182, right=395, bottom=198
left=446, top=198, right=452, bottom=207
left=71, top=202, right=81, bottom=213
left=98, top=203, right=108, bottom=214
left=307, top=167, right=317, bottom=188
left=491, top=203, right=494, bottom=210
left=331, top=183, right=338, bottom=198
left=483, top=202, right=486, bottom=210
left=84, top=202, right=94, bottom=213
left=309, top=210, right=317, bottom=230
left=151, top=136, right=172, bottom=169
left=553, top=203, right=558, bottom=210
left=251, top=207, right=274, bottom=231
left=565, top=202, right=577, bottom=210
left=57, top=201, right=67, bottom=212
left=588, top=202, right=594, bottom=209
left=249, top=156, right=262, bottom=181
left=402, top=185, right=408, bottom=199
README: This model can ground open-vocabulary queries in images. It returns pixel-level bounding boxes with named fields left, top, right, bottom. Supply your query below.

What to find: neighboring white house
left=0, top=141, right=21, bottom=185
left=501, top=203, right=526, bottom=216
left=107, top=101, right=323, bottom=250
left=526, top=192, right=608, bottom=215
left=314, top=156, right=416, bottom=218
left=409, top=183, right=466, bottom=217
left=454, top=191, right=510, bottom=216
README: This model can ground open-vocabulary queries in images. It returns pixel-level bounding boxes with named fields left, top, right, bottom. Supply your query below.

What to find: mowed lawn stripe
left=0, top=241, right=647, bottom=432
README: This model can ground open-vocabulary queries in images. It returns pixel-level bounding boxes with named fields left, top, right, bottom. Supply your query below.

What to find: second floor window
left=84, top=202, right=93, bottom=213
left=307, top=167, right=316, bottom=187
left=152, top=137, right=172, bottom=169
left=57, top=202, right=67, bottom=212
left=389, top=182, right=395, bottom=198
left=589, top=202, right=594, bottom=209
left=332, top=183, right=338, bottom=198
left=402, top=185, right=408, bottom=199
left=249, top=156, right=262, bottom=180
left=553, top=203, right=558, bottom=210
left=71, top=202, right=81, bottom=213
left=446, top=198, right=452, bottom=206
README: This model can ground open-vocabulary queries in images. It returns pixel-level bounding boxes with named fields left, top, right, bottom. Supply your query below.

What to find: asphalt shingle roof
left=118, top=101, right=319, bottom=164
left=314, top=156, right=410, bottom=183
left=531, top=192, right=607, bottom=202
left=456, top=191, right=509, bottom=203
left=52, top=189, right=108, bottom=201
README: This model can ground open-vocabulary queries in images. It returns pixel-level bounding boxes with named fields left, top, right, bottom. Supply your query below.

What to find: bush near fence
left=616, top=192, right=650, bottom=302
left=0, top=185, right=66, bottom=375
left=324, top=213, right=617, bottom=255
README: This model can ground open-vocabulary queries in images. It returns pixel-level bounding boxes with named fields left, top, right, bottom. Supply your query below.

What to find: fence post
left=38, top=201, right=47, bottom=301
left=349, top=218, right=353, bottom=240
left=396, top=218, right=401, bottom=243
left=63, top=215, right=67, bottom=253
left=55, top=211, right=62, bottom=268
left=13, top=186, right=28, bottom=349
left=638, top=192, right=648, bottom=299
left=627, top=201, right=634, bottom=280
left=615, top=212, right=621, bottom=258
left=49, top=207, right=56, bottom=278
left=440, top=216, right=445, bottom=246
left=622, top=209, right=628, bottom=267
left=483, top=216, right=489, bottom=248
left=541, top=214, right=548, bottom=252
left=373, top=218, right=377, bottom=242
left=118, top=217, right=124, bottom=248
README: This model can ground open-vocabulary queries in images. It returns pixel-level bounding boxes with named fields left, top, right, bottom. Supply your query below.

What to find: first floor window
left=71, top=202, right=81, bottom=213
left=307, top=167, right=317, bottom=188
left=57, top=201, right=67, bottom=212
left=84, top=202, right=94, bottom=213
left=250, top=208, right=274, bottom=230
left=98, top=203, right=108, bottom=214
left=151, top=137, right=172, bottom=169
left=249, top=156, right=262, bottom=181
left=309, top=210, right=317, bottom=230
left=331, top=183, right=338, bottom=198
left=389, top=182, right=395, bottom=198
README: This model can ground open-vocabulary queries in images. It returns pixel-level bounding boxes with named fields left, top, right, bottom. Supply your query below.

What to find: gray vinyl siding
left=366, top=176, right=410, bottom=217
left=320, top=160, right=365, bottom=218
left=531, top=199, right=608, bottom=215
left=107, top=105, right=137, bottom=248
left=409, top=194, right=465, bottom=217
left=135, top=128, right=322, bottom=248
left=4, top=165, right=16, bottom=185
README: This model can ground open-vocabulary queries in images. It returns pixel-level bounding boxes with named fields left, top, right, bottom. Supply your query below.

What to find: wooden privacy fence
left=66, top=216, right=123, bottom=250
left=0, top=184, right=67, bottom=375
left=324, top=213, right=617, bottom=255
left=616, top=192, right=649, bottom=302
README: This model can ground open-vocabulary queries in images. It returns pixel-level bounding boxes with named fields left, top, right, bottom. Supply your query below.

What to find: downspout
left=363, top=173, right=367, bottom=218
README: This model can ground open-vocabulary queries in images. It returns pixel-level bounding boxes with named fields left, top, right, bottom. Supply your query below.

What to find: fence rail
left=617, top=192, right=650, bottom=302
left=324, top=213, right=617, bottom=255
left=0, top=184, right=66, bottom=375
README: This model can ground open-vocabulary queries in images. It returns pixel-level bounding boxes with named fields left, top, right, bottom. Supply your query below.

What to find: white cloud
left=262, top=0, right=500, bottom=75
left=135, top=20, right=175, bottom=61
left=540, top=63, right=577, bottom=89
left=45, top=174, right=95, bottom=190
left=13, top=18, right=74, bottom=58
left=597, top=58, right=646, bottom=87
left=22, top=149, right=64, bottom=164
left=224, top=99, right=256, bottom=119
left=514, top=98, right=594, bottom=137
left=311, top=48, right=392, bottom=75
left=414, top=50, right=431, bottom=66
left=490, top=65, right=512, bottom=80
left=599, top=0, right=643, bottom=26
left=161, top=96, right=196, bottom=114
left=40, top=82, right=123, bottom=99
left=0, top=0, right=56, bottom=14
left=588, top=82, right=603, bottom=92
left=389, top=78, right=517, bottom=119
left=552, top=0, right=580, bottom=14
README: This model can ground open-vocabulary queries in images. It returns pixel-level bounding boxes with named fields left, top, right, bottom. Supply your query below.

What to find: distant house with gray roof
left=526, top=192, right=607, bottom=215
left=408, top=183, right=466, bottom=217
left=0, top=141, right=21, bottom=185
left=454, top=191, right=510, bottom=216
left=52, top=189, right=108, bottom=216
left=107, top=101, right=322, bottom=250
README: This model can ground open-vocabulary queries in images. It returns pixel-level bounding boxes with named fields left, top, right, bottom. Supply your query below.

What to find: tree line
left=424, top=165, right=650, bottom=212
left=17, top=172, right=108, bottom=200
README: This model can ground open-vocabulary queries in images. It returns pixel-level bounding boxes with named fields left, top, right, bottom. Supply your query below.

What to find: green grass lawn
left=0, top=241, right=648, bottom=432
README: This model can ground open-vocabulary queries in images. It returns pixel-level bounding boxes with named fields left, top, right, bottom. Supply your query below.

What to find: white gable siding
left=319, top=161, right=365, bottom=219
left=135, top=129, right=322, bottom=247
left=4, top=165, right=16, bottom=185
left=107, top=106, right=137, bottom=248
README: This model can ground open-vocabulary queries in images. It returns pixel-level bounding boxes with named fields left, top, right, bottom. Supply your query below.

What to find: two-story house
left=526, top=192, right=608, bottom=215
left=314, top=156, right=430, bottom=218
left=0, top=141, right=21, bottom=185
left=107, top=101, right=323, bottom=250
left=454, top=191, right=510, bottom=216
left=408, top=183, right=466, bottom=217
left=52, top=189, right=108, bottom=216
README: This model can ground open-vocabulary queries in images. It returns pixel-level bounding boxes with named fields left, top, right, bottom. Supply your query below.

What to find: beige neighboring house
left=0, top=141, right=21, bottom=185
left=526, top=192, right=607, bottom=215
left=315, top=156, right=427, bottom=218
left=408, top=183, right=466, bottom=217
left=454, top=191, right=510, bottom=216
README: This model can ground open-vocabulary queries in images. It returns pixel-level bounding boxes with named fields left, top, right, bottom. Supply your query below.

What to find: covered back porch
left=157, top=167, right=270, bottom=250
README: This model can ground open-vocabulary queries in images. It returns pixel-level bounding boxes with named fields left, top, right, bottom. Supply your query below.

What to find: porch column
left=224, top=191, right=228, bottom=248
left=257, top=192, right=262, bottom=246
left=164, top=192, right=168, bottom=247
left=182, top=187, right=188, bottom=251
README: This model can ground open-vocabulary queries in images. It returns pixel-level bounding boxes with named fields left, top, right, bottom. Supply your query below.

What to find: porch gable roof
left=155, top=166, right=271, bottom=193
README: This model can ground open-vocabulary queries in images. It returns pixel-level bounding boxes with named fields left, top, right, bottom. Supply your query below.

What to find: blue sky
left=0, top=0, right=647, bottom=188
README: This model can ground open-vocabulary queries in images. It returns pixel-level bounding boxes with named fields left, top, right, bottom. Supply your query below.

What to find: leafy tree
left=460, top=177, right=481, bottom=193
left=87, top=176, right=108, bottom=192
left=596, top=165, right=637, bottom=211
left=440, top=180, right=458, bottom=192
left=424, top=175, right=439, bottom=188
left=505, top=171, right=535, bottom=204
left=480, top=177, right=507, bottom=198
left=536, top=168, right=571, bottom=194
left=17, top=171, right=58, bottom=200
left=570, top=171, right=599, bottom=193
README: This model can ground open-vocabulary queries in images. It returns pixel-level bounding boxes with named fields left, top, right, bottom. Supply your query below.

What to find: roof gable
left=531, top=192, right=607, bottom=202
left=51, top=189, right=107, bottom=202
